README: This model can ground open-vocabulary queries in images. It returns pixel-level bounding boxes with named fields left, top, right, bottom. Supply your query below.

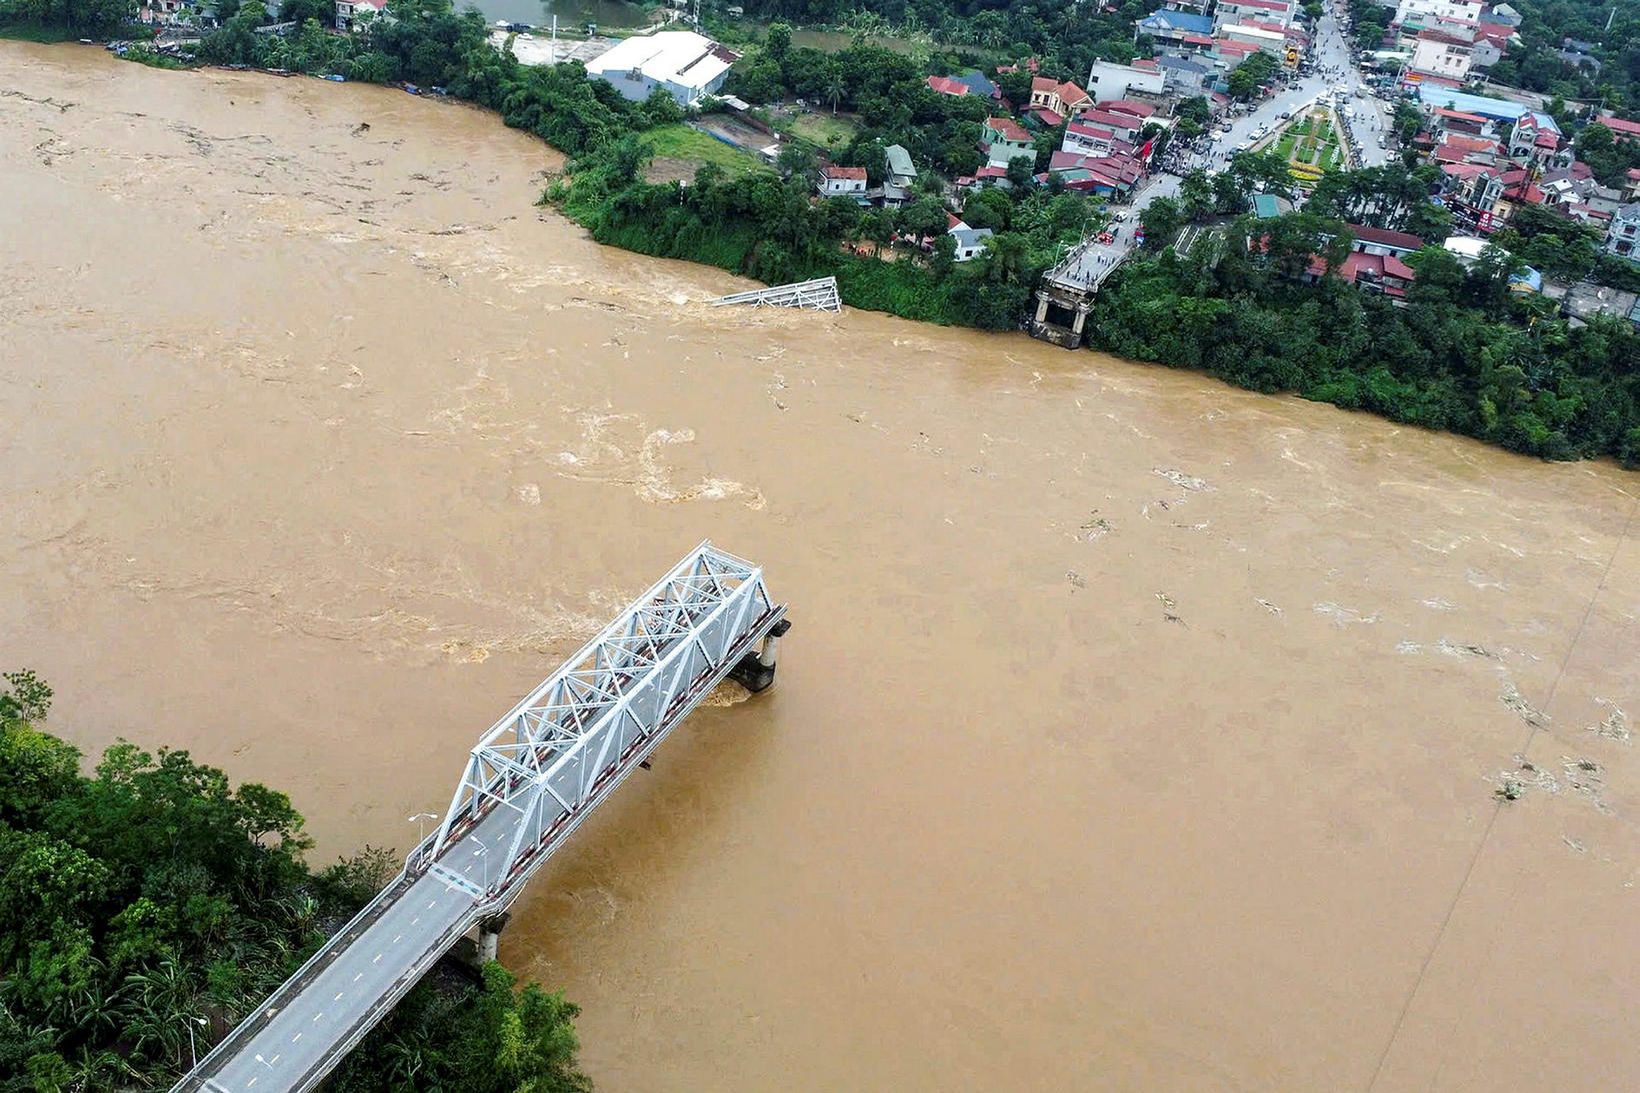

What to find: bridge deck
left=175, top=543, right=785, bottom=1093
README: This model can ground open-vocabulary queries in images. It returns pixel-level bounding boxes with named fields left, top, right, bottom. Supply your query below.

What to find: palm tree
left=823, top=65, right=846, bottom=116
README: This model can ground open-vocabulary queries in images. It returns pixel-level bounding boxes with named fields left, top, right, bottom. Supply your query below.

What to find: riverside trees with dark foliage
left=0, top=671, right=590, bottom=1092
left=1091, top=220, right=1640, bottom=466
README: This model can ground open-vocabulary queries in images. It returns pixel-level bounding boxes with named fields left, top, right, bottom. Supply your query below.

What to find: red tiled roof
left=1434, top=107, right=1487, bottom=123
left=1183, top=32, right=1215, bottom=45
left=1229, top=0, right=1289, bottom=11
left=1080, top=109, right=1144, bottom=130
left=1134, top=59, right=1158, bottom=69
left=1626, top=167, right=1640, bottom=180
left=1417, top=28, right=1473, bottom=45
left=1031, top=76, right=1056, bottom=92
left=945, top=211, right=964, bottom=229
left=1571, top=161, right=1594, bottom=179
left=925, top=76, right=970, bottom=96
left=1597, top=113, right=1640, bottom=138
left=1030, top=106, right=1065, bottom=127
left=1534, top=131, right=1559, bottom=149
left=985, top=116, right=1031, bottom=142
left=975, top=164, right=1009, bottom=178
left=1099, top=99, right=1158, bottom=118
left=1057, top=81, right=1089, bottom=105
left=820, top=165, right=866, bottom=181
left=1441, top=162, right=1495, bottom=179
left=1350, top=223, right=1425, bottom=250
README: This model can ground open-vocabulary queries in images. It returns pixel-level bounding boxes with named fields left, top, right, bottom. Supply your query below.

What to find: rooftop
left=586, top=31, right=737, bottom=92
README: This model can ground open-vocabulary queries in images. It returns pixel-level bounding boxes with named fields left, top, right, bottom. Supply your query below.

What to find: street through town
left=1051, top=4, right=1396, bottom=287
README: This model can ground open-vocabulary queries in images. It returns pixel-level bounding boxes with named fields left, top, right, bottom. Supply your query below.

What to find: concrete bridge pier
left=1029, top=283, right=1095, bottom=349
left=728, top=618, right=791, bottom=693
left=476, top=912, right=510, bottom=964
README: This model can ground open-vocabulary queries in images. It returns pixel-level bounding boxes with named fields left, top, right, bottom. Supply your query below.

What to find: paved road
left=1049, top=6, right=1397, bottom=286
left=188, top=803, right=532, bottom=1092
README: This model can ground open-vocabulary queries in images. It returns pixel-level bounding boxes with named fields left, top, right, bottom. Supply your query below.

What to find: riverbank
left=6, top=41, right=1640, bottom=1089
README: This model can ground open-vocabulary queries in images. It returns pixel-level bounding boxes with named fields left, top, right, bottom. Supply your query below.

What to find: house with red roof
left=925, top=75, right=970, bottom=98
left=816, top=165, right=868, bottom=203
left=982, top=116, right=1037, bottom=168
left=1307, top=251, right=1418, bottom=299
left=1348, top=224, right=1425, bottom=257
left=1597, top=113, right=1640, bottom=143
left=1029, top=76, right=1092, bottom=117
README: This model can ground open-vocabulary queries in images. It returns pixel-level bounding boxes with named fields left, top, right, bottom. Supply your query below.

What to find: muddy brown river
left=4, top=43, right=1639, bottom=1091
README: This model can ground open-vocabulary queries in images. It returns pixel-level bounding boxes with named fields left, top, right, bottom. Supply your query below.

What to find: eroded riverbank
left=3, top=43, right=1638, bottom=1091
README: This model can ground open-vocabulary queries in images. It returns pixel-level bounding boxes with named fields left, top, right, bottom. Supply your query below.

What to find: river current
left=3, top=43, right=1638, bottom=1090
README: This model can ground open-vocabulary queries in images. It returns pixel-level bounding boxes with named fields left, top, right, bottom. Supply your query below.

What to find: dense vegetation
left=1097, top=212, right=1640, bottom=464
left=0, top=671, right=589, bottom=1092
left=727, top=0, right=1144, bottom=80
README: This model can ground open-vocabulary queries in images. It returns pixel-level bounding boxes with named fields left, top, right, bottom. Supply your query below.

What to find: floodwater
left=4, top=43, right=1639, bottom=1092
left=469, top=0, right=648, bottom=33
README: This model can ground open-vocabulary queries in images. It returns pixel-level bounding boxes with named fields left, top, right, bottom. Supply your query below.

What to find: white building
left=585, top=31, right=739, bottom=107
left=1394, top=0, right=1481, bottom=29
left=335, top=0, right=385, bottom=31
left=816, top=165, right=868, bottom=202
left=1085, top=60, right=1166, bottom=103
left=1221, top=22, right=1288, bottom=55
left=1411, top=28, right=1475, bottom=80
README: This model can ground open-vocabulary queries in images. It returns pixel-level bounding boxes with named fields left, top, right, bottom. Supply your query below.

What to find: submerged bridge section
left=174, top=543, right=789, bottom=1093
left=712, top=276, right=841, bottom=312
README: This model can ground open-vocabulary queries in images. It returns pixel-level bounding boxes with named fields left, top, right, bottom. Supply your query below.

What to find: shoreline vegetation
left=0, top=670, right=592, bottom=1092
left=2, top=0, right=1637, bottom=466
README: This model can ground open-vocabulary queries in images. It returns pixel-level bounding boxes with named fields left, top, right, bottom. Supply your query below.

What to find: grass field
left=788, top=111, right=858, bottom=147
left=641, top=124, right=768, bottom=179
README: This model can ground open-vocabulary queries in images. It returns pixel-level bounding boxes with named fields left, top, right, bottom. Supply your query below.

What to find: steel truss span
left=425, top=541, right=786, bottom=907
left=172, top=542, right=786, bottom=1093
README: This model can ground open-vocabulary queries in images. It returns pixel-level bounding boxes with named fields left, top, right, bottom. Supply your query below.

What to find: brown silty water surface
left=3, top=43, right=1639, bottom=1092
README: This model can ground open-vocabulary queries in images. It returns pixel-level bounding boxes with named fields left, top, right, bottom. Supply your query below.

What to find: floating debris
left=1501, top=683, right=1549, bottom=728
left=1153, top=467, right=1211, bottom=492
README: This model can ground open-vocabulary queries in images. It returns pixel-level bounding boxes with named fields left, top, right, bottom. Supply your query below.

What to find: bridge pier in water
left=728, top=617, right=791, bottom=693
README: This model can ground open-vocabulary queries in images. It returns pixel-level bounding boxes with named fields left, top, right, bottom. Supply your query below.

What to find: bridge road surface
left=197, top=801, right=531, bottom=1092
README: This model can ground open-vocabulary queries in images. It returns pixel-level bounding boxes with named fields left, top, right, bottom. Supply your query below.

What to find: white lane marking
left=393, top=934, right=402, bottom=943
left=247, top=1080, right=258, bottom=1089
left=313, top=1012, right=324, bottom=1023
left=412, top=917, right=420, bottom=925
left=292, top=1032, right=302, bottom=1043
left=372, top=952, right=382, bottom=963
left=270, top=1054, right=281, bottom=1064
left=353, top=973, right=363, bottom=982
left=334, top=992, right=344, bottom=1001
left=428, top=900, right=437, bottom=909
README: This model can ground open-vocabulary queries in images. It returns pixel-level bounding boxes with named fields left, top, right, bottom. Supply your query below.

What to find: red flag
left=1139, top=137, right=1156, bottom=162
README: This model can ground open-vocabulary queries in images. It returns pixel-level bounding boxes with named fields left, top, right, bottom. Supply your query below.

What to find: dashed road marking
left=292, top=1032, right=302, bottom=1043
left=247, top=1080, right=257, bottom=1089
left=372, top=952, right=382, bottom=963
left=353, top=973, right=363, bottom=982
left=334, top=992, right=344, bottom=1002
left=313, top=1012, right=323, bottom=1023
left=393, top=934, right=402, bottom=943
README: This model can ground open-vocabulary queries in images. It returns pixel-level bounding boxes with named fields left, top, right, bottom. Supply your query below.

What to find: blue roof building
left=1139, top=8, right=1214, bottom=33
left=953, top=71, right=999, bottom=99
left=1417, top=86, right=1561, bottom=134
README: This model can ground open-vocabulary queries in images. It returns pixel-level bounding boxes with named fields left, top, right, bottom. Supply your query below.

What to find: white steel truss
left=711, top=276, right=842, bottom=312
left=422, top=541, right=784, bottom=905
